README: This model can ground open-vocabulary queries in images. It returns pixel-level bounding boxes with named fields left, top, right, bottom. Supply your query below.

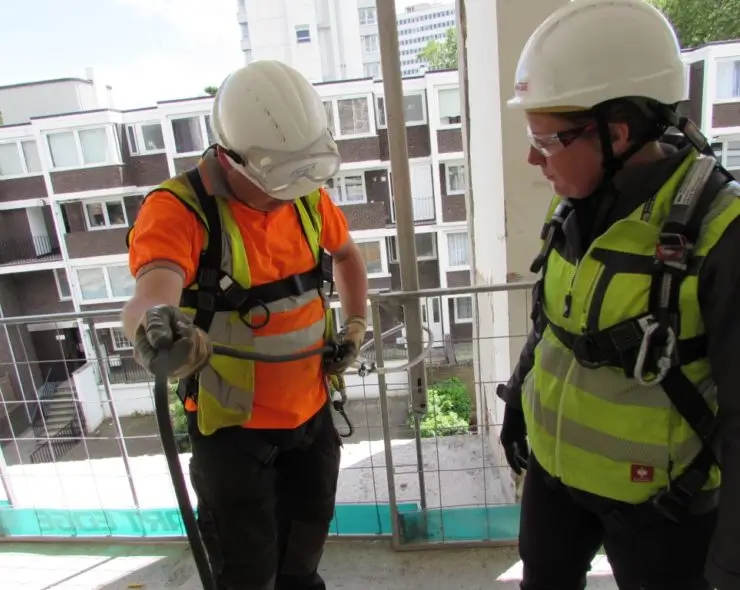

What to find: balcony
left=0, top=290, right=617, bottom=588
left=390, top=195, right=436, bottom=223
left=0, top=235, right=61, bottom=266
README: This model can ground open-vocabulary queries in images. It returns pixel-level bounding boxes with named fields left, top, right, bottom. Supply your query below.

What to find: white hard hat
left=210, top=60, right=340, bottom=201
left=507, top=0, right=685, bottom=112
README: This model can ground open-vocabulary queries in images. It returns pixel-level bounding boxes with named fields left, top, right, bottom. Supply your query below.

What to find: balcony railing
left=390, top=195, right=436, bottom=223
left=0, top=284, right=533, bottom=549
left=0, top=235, right=61, bottom=266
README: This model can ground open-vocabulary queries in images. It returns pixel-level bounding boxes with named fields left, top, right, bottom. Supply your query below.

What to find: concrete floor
left=0, top=539, right=618, bottom=589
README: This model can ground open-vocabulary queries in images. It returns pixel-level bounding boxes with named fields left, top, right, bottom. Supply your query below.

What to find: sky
left=0, top=0, right=424, bottom=111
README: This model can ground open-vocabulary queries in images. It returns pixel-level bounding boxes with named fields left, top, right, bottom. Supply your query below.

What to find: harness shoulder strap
left=183, top=168, right=223, bottom=335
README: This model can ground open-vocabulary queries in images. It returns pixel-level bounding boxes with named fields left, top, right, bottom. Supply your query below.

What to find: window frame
left=444, top=161, right=466, bottom=195
left=323, top=95, right=375, bottom=139
left=453, top=295, right=473, bottom=324
left=358, top=6, right=377, bottom=25
left=446, top=230, right=470, bottom=269
left=354, top=239, right=388, bottom=277
left=0, top=139, right=42, bottom=178
left=361, top=33, right=379, bottom=53
left=376, top=92, right=427, bottom=128
left=325, top=172, right=367, bottom=205
left=45, top=125, right=120, bottom=170
left=386, top=233, right=437, bottom=262
left=53, top=268, right=72, bottom=301
left=126, top=122, right=166, bottom=156
left=711, top=138, right=740, bottom=170
left=436, top=86, right=462, bottom=128
left=74, top=263, right=135, bottom=304
left=109, top=327, right=133, bottom=351
left=169, top=113, right=214, bottom=156
left=83, top=198, right=129, bottom=231
left=295, top=24, right=311, bottom=44
left=714, top=58, right=740, bottom=103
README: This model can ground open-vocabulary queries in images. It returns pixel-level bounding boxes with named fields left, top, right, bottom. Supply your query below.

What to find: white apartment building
left=235, top=1, right=456, bottom=82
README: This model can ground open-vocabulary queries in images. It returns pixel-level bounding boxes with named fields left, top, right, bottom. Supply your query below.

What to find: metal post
left=376, top=0, right=428, bottom=417
left=86, top=318, right=140, bottom=508
left=0, top=444, right=17, bottom=507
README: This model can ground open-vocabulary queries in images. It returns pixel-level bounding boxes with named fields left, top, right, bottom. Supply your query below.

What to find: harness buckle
left=656, top=233, right=692, bottom=271
left=633, top=319, right=676, bottom=387
left=572, top=333, right=608, bottom=369
left=651, top=483, right=694, bottom=524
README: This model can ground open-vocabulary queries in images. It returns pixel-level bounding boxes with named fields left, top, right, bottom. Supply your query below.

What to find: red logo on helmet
left=515, top=81, right=529, bottom=93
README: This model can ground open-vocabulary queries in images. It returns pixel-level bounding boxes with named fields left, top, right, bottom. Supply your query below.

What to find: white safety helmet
left=507, top=0, right=685, bottom=112
left=210, top=60, right=340, bottom=201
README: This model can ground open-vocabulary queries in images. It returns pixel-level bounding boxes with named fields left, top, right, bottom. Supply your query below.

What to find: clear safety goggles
left=527, top=123, right=596, bottom=158
left=227, top=130, right=341, bottom=195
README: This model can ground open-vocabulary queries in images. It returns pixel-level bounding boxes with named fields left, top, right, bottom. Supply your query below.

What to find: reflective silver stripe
left=528, top=392, right=702, bottom=470
left=539, top=333, right=716, bottom=409
left=253, top=318, right=326, bottom=355
left=199, top=367, right=252, bottom=413
left=262, top=290, right=320, bottom=314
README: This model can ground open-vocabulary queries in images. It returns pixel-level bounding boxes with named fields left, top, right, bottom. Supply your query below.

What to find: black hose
left=152, top=343, right=337, bottom=589
left=153, top=371, right=215, bottom=590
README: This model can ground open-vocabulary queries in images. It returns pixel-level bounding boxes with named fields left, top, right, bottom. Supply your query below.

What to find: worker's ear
left=608, top=122, right=631, bottom=157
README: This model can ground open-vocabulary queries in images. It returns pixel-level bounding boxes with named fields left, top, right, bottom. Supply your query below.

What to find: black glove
left=133, top=305, right=212, bottom=379
left=498, top=384, right=529, bottom=475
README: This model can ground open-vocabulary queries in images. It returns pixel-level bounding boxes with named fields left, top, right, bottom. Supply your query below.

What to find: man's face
left=221, top=159, right=293, bottom=212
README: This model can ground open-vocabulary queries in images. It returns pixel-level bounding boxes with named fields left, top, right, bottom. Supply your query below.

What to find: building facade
left=0, top=69, right=471, bottom=446
left=235, top=0, right=456, bottom=82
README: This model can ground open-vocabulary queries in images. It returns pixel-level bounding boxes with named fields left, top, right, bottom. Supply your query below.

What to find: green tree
left=203, top=85, right=218, bottom=96
left=417, top=27, right=458, bottom=71
left=647, top=0, right=740, bottom=48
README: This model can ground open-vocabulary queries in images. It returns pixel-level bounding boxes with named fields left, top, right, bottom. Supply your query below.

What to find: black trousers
left=519, top=455, right=718, bottom=590
left=189, top=403, right=342, bottom=590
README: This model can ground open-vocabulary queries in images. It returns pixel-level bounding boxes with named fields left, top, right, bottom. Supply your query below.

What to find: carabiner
left=634, top=321, right=676, bottom=387
left=328, top=373, right=354, bottom=438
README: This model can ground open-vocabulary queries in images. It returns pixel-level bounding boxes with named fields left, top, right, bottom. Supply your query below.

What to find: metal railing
left=0, top=281, right=533, bottom=547
left=390, top=195, right=436, bottom=223
left=0, top=235, right=61, bottom=266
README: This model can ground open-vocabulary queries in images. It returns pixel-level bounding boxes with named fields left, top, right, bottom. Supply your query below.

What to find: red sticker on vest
left=631, top=464, right=654, bottom=483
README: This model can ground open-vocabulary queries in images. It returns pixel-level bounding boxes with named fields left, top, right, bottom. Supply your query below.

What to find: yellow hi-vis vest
left=523, top=150, right=740, bottom=504
left=133, top=168, right=334, bottom=436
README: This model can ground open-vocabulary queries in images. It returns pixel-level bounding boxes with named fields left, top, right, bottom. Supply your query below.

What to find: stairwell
left=30, top=380, right=84, bottom=464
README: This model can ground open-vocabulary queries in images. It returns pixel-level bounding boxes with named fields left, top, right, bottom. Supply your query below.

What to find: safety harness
left=530, top=153, right=732, bottom=527
left=173, top=169, right=354, bottom=443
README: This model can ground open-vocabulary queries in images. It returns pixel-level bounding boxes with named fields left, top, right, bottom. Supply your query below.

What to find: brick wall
left=63, top=195, right=143, bottom=258
left=389, top=259, right=441, bottom=291
left=174, top=156, right=201, bottom=175
left=446, top=270, right=471, bottom=288
left=50, top=165, right=130, bottom=193
left=337, top=137, right=381, bottom=163
left=378, top=125, right=432, bottom=160
left=0, top=175, right=47, bottom=202
left=437, top=128, right=463, bottom=153
left=439, top=163, right=466, bottom=222
left=14, top=270, right=73, bottom=316
left=713, top=101, right=740, bottom=128
left=128, top=154, right=170, bottom=187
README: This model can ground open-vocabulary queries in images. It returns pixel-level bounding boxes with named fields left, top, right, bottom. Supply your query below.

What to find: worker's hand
left=325, top=315, right=366, bottom=375
left=133, top=304, right=212, bottom=379
left=499, top=386, right=529, bottom=475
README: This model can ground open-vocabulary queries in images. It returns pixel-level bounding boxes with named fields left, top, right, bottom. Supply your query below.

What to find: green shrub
left=409, top=377, right=472, bottom=438
left=167, top=384, right=192, bottom=452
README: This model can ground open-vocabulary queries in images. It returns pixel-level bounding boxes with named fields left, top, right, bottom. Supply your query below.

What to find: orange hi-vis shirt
left=128, top=165, right=350, bottom=430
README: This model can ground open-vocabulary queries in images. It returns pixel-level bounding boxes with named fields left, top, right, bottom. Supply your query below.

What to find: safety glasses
left=527, top=123, right=596, bottom=157
left=228, top=129, right=341, bottom=194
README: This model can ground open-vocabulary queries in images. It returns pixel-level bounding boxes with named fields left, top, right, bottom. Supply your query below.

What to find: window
left=438, top=88, right=461, bottom=126
left=445, top=163, right=466, bottom=194
left=110, top=327, right=133, bottom=351
left=358, top=7, right=376, bottom=25
left=716, top=59, right=740, bottom=100
left=76, top=264, right=135, bottom=302
left=447, top=231, right=469, bottom=267
left=364, top=62, right=380, bottom=79
left=84, top=199, right=128, bottom=230
left=323, top=102, right=335, bottom=136
left=386, top=233, right=437, bottom=262
left=325, top=174, right=365, bottom=204
left=356, top=241, right=384, bottom=274
left=171, top=115, right=212, bottom=154
left=0, top=140, right=41, bottom=177
left=296, top=24, right=311, bottom=43
left=454, top=296, right=473, bottom=323
left=126, top=122, right=165, bottom=155
left=337, top=97, right=371, bottom=136
left=362, top=34, right=379, bottom=53
left=376, top=93, right=426, bottom=127
left=726, top=141, right=740, bottom=169
left=46, top=127, right=116, bottom=169
left=53, top=268, right=72, bottom=301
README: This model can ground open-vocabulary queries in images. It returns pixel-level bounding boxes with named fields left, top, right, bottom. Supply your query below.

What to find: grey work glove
left=133, top=304, right=212, bottom=379
left=498, top=384, right=530, bottom=475
left=324, top=316, right=367, bottom=375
